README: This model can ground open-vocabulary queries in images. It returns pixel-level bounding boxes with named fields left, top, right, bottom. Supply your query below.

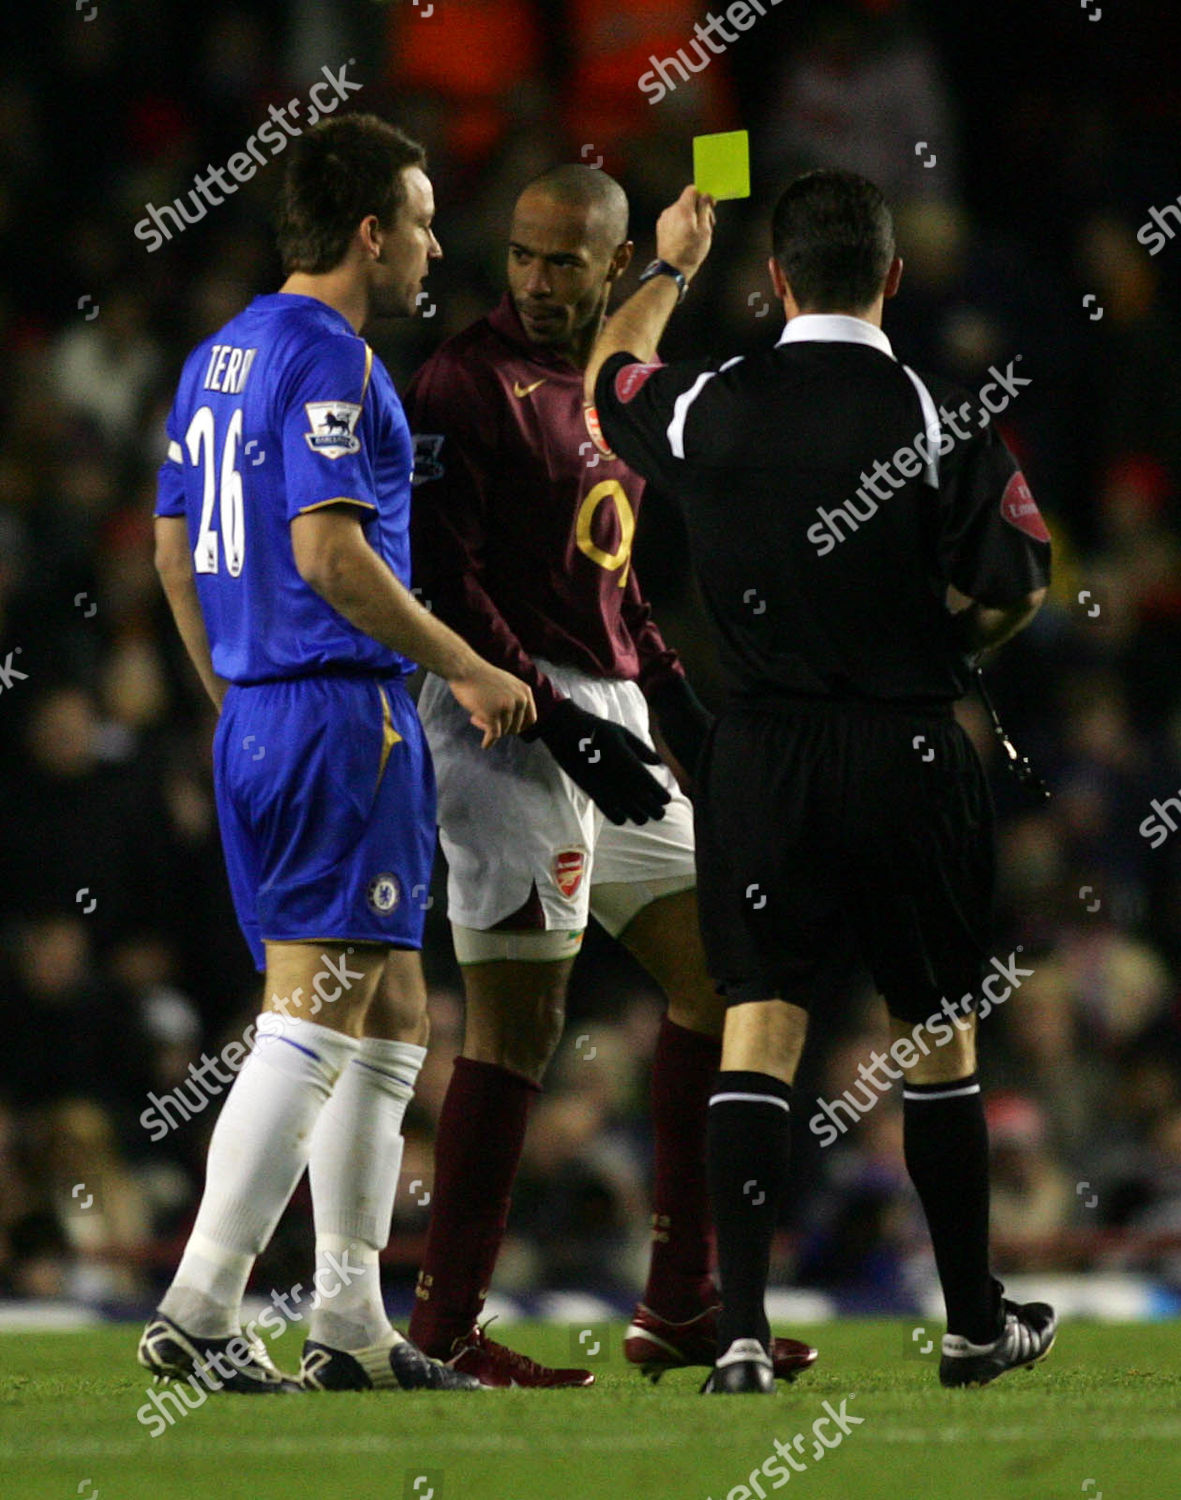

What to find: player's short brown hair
left=276, top=114, right=426, bottom=275
left=771, top=169, right=895, bottom=314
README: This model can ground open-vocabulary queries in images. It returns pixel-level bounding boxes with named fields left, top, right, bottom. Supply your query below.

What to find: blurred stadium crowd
left=3, top=0, right=1181, bottom=1316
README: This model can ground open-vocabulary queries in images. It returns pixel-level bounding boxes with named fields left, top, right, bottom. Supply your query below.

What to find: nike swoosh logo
left=512, top=378, right=547, bottom=398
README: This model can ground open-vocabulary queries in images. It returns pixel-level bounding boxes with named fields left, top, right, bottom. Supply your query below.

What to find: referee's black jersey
left=593, top=315, right=1051, bottom=705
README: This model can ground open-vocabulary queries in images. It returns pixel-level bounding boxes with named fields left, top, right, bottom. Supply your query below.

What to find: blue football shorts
left=213, top=671, right=435, bottom=972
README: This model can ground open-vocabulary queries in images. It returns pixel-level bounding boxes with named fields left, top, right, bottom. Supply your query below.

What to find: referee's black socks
left=903, top=1073, right=1001, bottom=1344
left=706, top=1070, right=792, bottom=1354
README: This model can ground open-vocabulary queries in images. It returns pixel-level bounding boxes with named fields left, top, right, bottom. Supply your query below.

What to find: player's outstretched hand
left=655, top=185, right=716, bottom=282
left=530, top=700, right=671, bottom=826
left=451, top=664, right=536, bottom=748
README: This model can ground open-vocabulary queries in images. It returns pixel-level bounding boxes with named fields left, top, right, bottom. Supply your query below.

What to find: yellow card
left=692, top=130, right=750, bottom=201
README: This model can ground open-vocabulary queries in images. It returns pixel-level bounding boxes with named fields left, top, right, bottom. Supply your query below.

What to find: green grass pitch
left=2, top=1320, right=1178, bottom=1500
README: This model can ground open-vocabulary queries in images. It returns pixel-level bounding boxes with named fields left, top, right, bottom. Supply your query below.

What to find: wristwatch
left=638, top=258, right=689, bottom=303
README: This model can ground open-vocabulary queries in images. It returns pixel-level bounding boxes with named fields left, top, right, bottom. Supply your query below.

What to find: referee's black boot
left=700, top=1339, right=776, bottom=1394
left=939, top=1299, right=1057, bottom=1388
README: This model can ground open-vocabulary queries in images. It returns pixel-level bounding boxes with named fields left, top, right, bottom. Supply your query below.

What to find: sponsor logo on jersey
left=999, top=470, right=1050, bottom=543
left=411, top=433, right=445, bottom=486
left=512, top=378, right=548, bottom=398
left=582, top=402, right=616, bottom=460
left=366, top=872, right=401, bottom=915
left=614, top=362, right=661, bottom=404
left=305, top=401, right=362, bottom=459
left=553, top=848, right=587, bottom=901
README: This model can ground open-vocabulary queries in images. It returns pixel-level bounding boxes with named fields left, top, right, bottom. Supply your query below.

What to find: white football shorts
left=418, top=660, right=697, bottom=937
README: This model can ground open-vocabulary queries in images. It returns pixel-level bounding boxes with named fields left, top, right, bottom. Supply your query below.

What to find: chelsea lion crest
left=366, top=872, right=401, bottom=915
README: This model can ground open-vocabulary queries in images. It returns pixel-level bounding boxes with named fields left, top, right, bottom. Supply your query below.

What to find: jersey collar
left=256, top=291, right=356, bottom=335
left=776, top=313, right=894, bottom=360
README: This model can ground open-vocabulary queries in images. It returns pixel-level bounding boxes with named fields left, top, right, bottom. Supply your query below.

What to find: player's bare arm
left=291, top=505, right=535, bottom=745
left=154, top=515, right=229, bottom=709
left=946, top=582, right=1048, bottom=654
left=583, top=186, right=716, bottom=404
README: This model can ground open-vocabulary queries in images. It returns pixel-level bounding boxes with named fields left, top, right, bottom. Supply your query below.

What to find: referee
left=584, top=169, right=1056, bottom=1394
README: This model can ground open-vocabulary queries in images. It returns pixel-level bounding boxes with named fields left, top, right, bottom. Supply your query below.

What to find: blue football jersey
left=156, top=292, right=414, bottom=683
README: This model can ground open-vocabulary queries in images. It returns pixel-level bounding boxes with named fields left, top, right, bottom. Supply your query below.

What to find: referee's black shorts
left=694, top=696, right=995, bottom=1025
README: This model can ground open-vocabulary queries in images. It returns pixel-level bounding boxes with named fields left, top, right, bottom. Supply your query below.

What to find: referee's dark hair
left=771, top=169, right=896, bottom=314
left=277, top=113, right=426, bottom=276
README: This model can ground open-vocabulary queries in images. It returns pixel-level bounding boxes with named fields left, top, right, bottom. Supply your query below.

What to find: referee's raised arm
left=583, top=185, right=715, bottom=404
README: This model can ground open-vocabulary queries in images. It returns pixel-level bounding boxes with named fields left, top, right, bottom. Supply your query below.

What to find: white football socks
left=306, top=1037, right=426, bottom=1350
left=160, top=1015, right=359, bottom=1337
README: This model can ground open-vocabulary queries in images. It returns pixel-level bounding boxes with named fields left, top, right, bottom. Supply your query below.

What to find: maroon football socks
left=408, top=1055, right=539, bottom=1357
left=410, top=1019, right=724, bottom=1352
left=641, top=1017, right=723, bottom=1321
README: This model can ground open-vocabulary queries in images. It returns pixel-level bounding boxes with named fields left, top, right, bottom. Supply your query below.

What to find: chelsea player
left=139, top=114, right=533, bottom=1396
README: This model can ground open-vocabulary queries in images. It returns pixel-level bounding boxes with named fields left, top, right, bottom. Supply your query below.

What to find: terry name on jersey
left=202, top=344, right=258, bottom=395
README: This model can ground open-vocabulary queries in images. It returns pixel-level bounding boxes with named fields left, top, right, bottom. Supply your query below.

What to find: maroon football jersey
left=406, top=294, right=683, bottom=719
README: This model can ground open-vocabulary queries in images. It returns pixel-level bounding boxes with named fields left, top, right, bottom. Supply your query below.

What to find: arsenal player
left=404, top=165, right=818, bottom=1387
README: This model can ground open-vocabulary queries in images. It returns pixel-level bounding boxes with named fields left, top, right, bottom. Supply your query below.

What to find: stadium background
left=2, top=0, right=1180, bottom=1330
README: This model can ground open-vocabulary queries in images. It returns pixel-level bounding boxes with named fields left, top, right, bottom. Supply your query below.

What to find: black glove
left=646, top=675, right=715, bottom=780
left=530, top=699, right=671, bottom=825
